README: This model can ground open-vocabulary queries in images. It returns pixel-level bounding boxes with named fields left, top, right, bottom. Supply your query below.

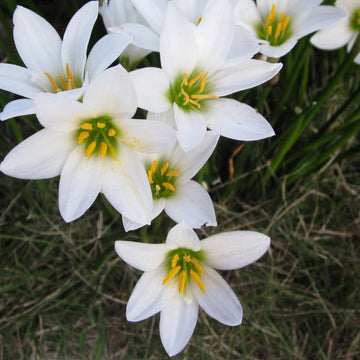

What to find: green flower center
left=76, top=115, right=119, bottom=159
left=162, top=248, right=205, bottom=294
left=349, top=8, right=360, bottom=32
left=167, top=70, right=218, bottom=113
left=256, top=3, right=292, bottom=46
left=44, top=63, right=81, bottom=93
left=147, top=160, right=179, bottom=200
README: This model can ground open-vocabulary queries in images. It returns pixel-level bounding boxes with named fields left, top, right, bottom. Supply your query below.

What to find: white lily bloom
left=130, top=1, right=281, bottom=151
left=123, top=131, right=219, bottom=231
left=0, top=1, right=132, bottom=121
left=311, top=0, right=360, bottom=64
left=115, top=221, right=270, bottom=357
left=235, top=0, right=345, bottom=58
left=0, top=66, right=176, bottom=223
left=99, top=0, right=160, bottom=67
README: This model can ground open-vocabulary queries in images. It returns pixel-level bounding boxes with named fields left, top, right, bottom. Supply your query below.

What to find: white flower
left=235, top=0, right=345, bottom=58
left=0, top=1, right=132, bottom=120
left=100, top=0, right=159, bottom=67
left=0, top=66, right=176, bottom=223
left=311, top=0, right=360, bottom=64
left=122, top=131, right=219, bottom=231
left=115, top=221, right=270, bottom=357
left=130, top=0, right=281, bottom=151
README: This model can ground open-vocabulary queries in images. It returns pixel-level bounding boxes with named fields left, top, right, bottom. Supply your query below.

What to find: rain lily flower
left=0, top=66, right=176, bottom=223
left=311, top=0, right=360, bottom=64
left=130, top=0, right=281, bottom=151
left=0, top=1, right=132, bottom=120
left=100, top=0, right=159, bottom=68
left=235, top=0, right=345, bottom=58
left=123, top=131, right=219, bottom=231
left=115, top=221, right=270, bottom=357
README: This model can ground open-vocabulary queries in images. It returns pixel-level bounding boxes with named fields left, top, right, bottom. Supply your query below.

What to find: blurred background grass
left=0, top=0, right=359, bottom=359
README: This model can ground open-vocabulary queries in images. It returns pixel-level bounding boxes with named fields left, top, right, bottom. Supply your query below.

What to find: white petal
left=192, top=265, right=242, bottom=326
left=59, top=147, right=104, bottom=222
left=120, top=119, right=176, bottom=153
left=0, top=64, right=42, bottom=98
left=61, top=1, right=98, bottom=80
left=114, top=241, right=167, bottom=271
left=165, top=180, right=217, bottom=228
left=234, top=0, right=262, bottom=30
left=174, top=104, right=207, bottom=152
left=0, top=99, right=35, bottom=120
left=147, top=109, right=176, bottom=128
left=201, top=231, right=270, bottom=270
left=160, top=4, right=198, bottom=81
left=13, top=6, right=63, bottom=74
left=196, top=0, right=235, bottom=71
left=126, top=266, right=168, bottom=322
left=85, top=32, right=133, bottom=80
left=165, top=222, right=201, bottom=251
left=35, top=93, right=90, bottom=132
left=129, top=67, right=171, bottom=113
left=101, top=146, right=152, bottom=224
left=206, top=98, right=275, bottom=141
left=211, top=60, right=282, bottom=96
left=83, top=65, right=137, bottom=119
left=0, top=129, right=73, bottom=179
left=121, top=22, right=159, bottom=51
left=310, top=18, right=353, bottom=50
left=259, top=39, right=298, bottom=58
left=160, top=290, right=198, bottom=357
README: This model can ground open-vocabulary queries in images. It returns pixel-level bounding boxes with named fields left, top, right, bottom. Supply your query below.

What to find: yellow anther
left=148, top=169, right=154, bottom=184
left=183, top=73, right=188, bottom=86
left=44, top=72, right=61, bottom=92
left=161, top=163, right=169, bottom=175
left=58, top=74, right=67, bottom=90
left=171, top=254, right=180, bottom=268
left=200, top=72, right=208, bottom=92
left=166, top=170, right=179, bottom=177
left=282, top=16, right=290, bottom=31
left=197, top=17, right=203, bottom=26
left=162, top=182, right=175, bottom=191
left=155, top=184, right=161, bottom=191
left=184, top=255, right=191, bottom=263
left=100, top=142, right=108, bottom=157
left=191, top=258, right=203, bottom=275
left=265, top=4, right=276, bottom=28
left=86, top=141, right=97, bottom=157
left=78, top=131, right=89, bottom=144
left=178, top=270, right=187, bottom=294
left=151, top=160, right=158, bottom=173
left=108, top=129, right=116, bottom=137
left=188, top=72, right=203, bottom=87
left=280, top=12, right=285, bottom=23
left=66, top=63, right=72, bottom=79
left=65, top=63, right=76, bottom=90
left=190, top=270, right=205, bottom=292
left=267, top=25, right=273, bottom=36
left=274, top=23, right=282, bottom=39
left=162, top=265, right=181, bottom=286
left=97, top=122, right=106, bottom=129
left=191, top=94, right=219, bottom=100
left=181, top=88, right=191, bottom=103
left=81, top=123, right=93, bottom=130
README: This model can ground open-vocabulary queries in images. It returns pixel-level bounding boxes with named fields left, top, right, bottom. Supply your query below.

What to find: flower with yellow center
left=0, top=2, right=133, bottom=121
left=115, top=221, right=271, bottom=357
left=0, top=66, right=176, bottom=223
left=235, top=0, right=345, bottom=58
left=130, top=1, right=281, bottom=151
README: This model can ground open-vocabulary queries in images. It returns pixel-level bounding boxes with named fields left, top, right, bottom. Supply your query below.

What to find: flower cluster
left=0, top=0, right=349, bottom=357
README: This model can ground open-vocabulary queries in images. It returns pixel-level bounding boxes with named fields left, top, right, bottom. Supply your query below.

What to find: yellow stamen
left=148, top=169, right=154, bottom=184
left=183, top=73, right=188, bottom=86
left=267, top=25, right=273, bottom=36
left=44, top=72, right=61, bottom=92
left=58, top=74, right=67, bottom=90
left=161, top=163, right=169, bottom=175
left=171, top=254, right=180, bottom=268
left=162, top=266, right=181, bottom=286
left=108, top=129, right=116, bottom=137
left=100, top=142, right=107, bottom=157
left=280, top=12, right=285, bottom=23
left=166, top=170, right=179, bottom=177
left=274, top=23, right=282, bottom=39
left=190, top=270, right=205, bottom=292
left=191, top=94, right=219, bottom=100
left=264, top=4, right=276, bottom=28
left=155, top=184, right=161, bottom=191
left=86, top=141, right=97, bottom=157
left=191, top=258, right=203, bottom=275
left=178, top=270, right=187, bottom=294
left=282, top=16, right=290, bottom=31
left=78, top=131, right=89, bottom=144
left=181, top=88, right=191, bottom=103
left=188, top=72, right=203, bottom=87
left=66, top=63, right=72, bottom=80
left=97, top=122, right=106, bottom=129
left=184, top=255, right=191, bottom=263
left=162, top=182, right=175, bottom=191
left=197, top=17, right=203, bottom=26
left=81, top=123, right=93, bottom=130
left=151, top=160, right=158, bottom=174
left=200, top=72, right=208, bottom=92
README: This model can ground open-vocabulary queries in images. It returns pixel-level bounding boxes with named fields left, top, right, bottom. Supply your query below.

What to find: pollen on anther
left=183, top=73, right=189, bottom=86
left=148, top=169, right=154, bottom=184
left=188, top=72, right=203, bottom=88
left=162, top=182, right=175, bottom=191
left=190, top=270, right=205, bottom=292
left=178, top=270, right=187, bottom=294
left=97, top=122, right=106, bottom=129
left=171, top=254, right=180, bottom=268
left=81, top=123, right=93, bottom=130
left=108, top=129, right=116, bottom=137
left=162, top=265, right=181, bottom=286
left=86, top=141, right=97, bottom=157
left=100, top=142, right=108, bottom=157
left=151, top=160, right=158, bottom=173
left=184, top=255, right=191, bottom=263
left=78, top=131, right=89, bottom=144
left=161, top=163, right=169, bottom=175
left=166, top=170, right=179, bottom=177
